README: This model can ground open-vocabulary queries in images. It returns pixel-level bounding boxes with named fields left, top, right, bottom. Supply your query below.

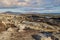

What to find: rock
left=0, top=31, right=12, bottom=40
left=17, top=24, right=26, bottom=32
left=18, top=30, right=25, bottom=32
left=41, top=37, right=52, bottom=40
left=7, top=27, right=18, bottom=32
left=0, top=22, right=6, bottom=32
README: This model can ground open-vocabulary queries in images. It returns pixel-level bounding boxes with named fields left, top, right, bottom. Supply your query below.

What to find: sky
left=0, top=0, right=60, bottom=13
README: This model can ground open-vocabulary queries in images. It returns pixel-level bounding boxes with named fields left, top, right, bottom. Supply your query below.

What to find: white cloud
left=0, top=0, right=29, bottom=7
left=0, top=0, right=59, bottom=8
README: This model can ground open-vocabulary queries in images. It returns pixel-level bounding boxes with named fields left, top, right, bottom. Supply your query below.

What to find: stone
left=7, top=27, right=18, bottom=32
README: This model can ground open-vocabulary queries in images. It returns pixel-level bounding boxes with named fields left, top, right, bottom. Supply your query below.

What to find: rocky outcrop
left=0, top=13, right=59, bottom=40
left=0, top=14, right=59, bottom=33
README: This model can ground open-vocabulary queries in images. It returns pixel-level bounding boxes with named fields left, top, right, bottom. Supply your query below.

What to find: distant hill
left=24, top=12, right=60, bottom=15
left=1, top=11, right=60, bottom=15
left=2, top=11, right=23, bottom=15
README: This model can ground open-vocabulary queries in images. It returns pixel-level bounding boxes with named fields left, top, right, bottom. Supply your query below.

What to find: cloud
left=0, top=0, right=60, bottom=13
left=0, top=0, right=59, bottom=7
left=0, top=0, right=29, bottom=7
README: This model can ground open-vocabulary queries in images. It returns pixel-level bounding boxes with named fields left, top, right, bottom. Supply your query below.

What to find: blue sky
left=0, top=0, right=60, bottom=13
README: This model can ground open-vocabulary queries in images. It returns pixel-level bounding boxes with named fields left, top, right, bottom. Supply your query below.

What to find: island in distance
left=0, top=11, right=60, bottom=40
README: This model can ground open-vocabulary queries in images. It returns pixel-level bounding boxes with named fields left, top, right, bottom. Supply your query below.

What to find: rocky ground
left=0, top=13, right=60, bottom=40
